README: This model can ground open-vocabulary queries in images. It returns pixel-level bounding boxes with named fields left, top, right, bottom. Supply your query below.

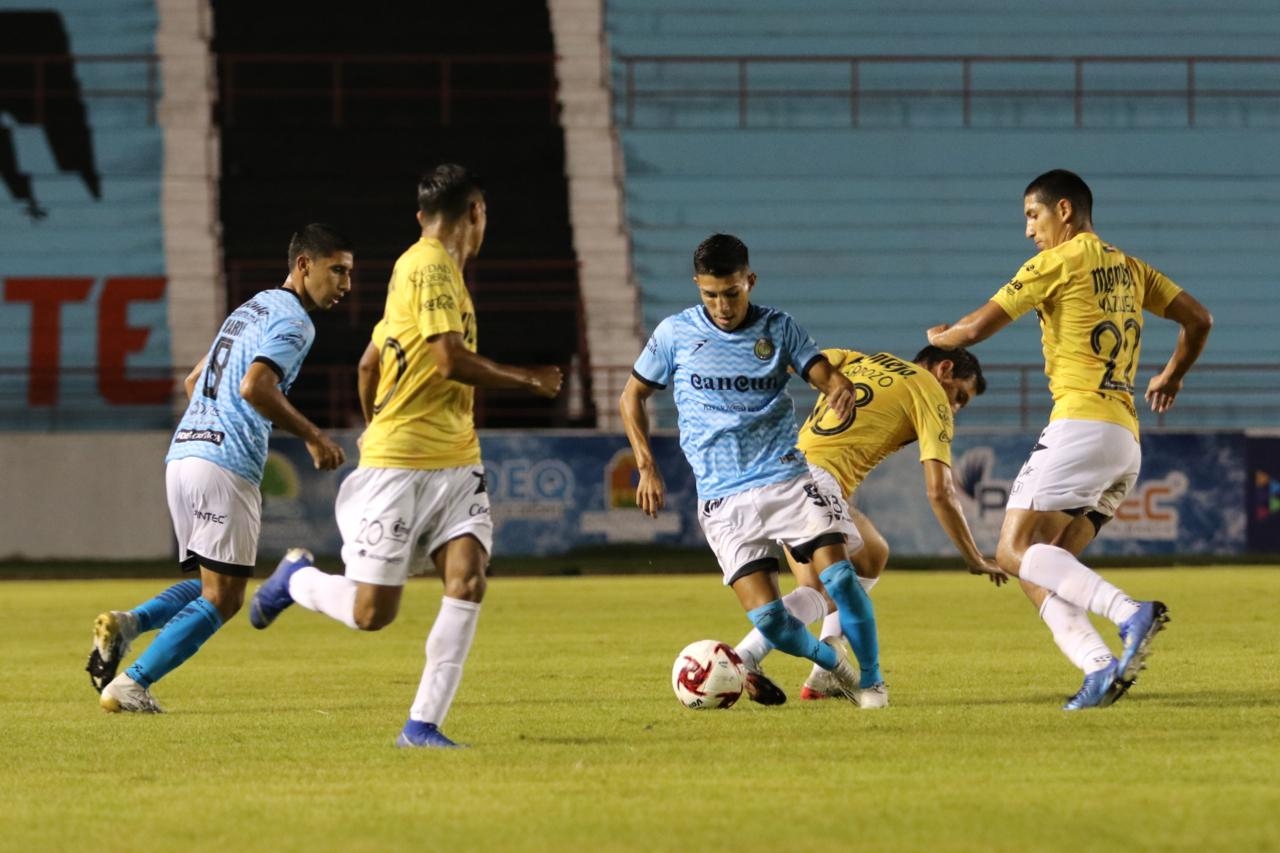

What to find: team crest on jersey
left=753, top=337, right=774, bottom=360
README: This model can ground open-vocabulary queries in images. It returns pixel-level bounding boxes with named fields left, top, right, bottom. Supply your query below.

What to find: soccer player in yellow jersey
left=928, top=169, right=1212, bottom=710
left=733, top=345, right=1006, bottom=705
left=249, top=164, right=563, bottom=747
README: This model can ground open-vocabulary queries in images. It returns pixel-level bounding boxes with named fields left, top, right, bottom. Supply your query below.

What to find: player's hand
left=968, top=559, right=1009, bottom=586
left=926, top=323, right=952, bottom=346
left=306, top=434, right=346, bottom=470
left=635, top=466, right=666, bottom=518
left=528, top=365, right=564, bottom=399
left=825, top=381, right=856, bottom=421
left=1144, top=372, right=1182, bottom=414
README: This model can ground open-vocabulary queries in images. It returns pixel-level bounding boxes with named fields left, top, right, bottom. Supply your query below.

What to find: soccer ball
left=671, top=639, right=745, bottom=709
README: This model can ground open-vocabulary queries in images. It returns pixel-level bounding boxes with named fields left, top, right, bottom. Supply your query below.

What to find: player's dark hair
left=418, top=163, right=485, bottom=221
left=693, top=233, right=750, bottom=277
left=914, top=345, right=987, bottom=395
left=288, top=223, right=353, bottom=268
left=1024, top=169, right=1093, bottom=222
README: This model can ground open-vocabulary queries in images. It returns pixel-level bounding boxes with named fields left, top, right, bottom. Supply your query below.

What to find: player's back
left=993, top=232, right=1183, bottom=436
left=359, top=237, right=481, bottom=471
left=166, top=288, right=315, bottom=485
left=799, top=349, right=954, bottom=496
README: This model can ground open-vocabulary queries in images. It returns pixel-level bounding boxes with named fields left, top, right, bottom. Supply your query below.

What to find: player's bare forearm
left=619, top=376, right=666, bottom=516
left=924, top=460, right=1006, bottom=584
left=805, top=357, right=855, bottom=420
left=1146, top=291, right=1213, bottom=413
left=183, top=355, right=208, bottom=402
left=356, top=340, right=379, bottom=424
left=927, top=301, right=1013, bottom=348
left=240, top=363, right=345, bottom=469
left=429, top=334, right=562, bottom=397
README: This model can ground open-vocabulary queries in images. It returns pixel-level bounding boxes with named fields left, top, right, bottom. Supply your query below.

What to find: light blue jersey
left=633, top=304, right=822, bottom=499
left=166, top=288, right=315, bottom=485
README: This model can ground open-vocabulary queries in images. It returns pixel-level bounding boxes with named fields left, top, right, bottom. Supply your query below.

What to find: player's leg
left=398, top=465, right=494, bottom=748
left=731, top=566, right=826, bottom=705
left=252, top=468, right=416, bottom=631
left=998, top=421, right=1167, bottom=704
left=100, top=459, right=258, bottom=713
left=87, top=578, right=201, bottom=693
left=399, top=535, right=486, bottom=749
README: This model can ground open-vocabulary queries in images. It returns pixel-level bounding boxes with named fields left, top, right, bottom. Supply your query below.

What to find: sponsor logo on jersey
left=689, top=373, right=781, bottom=392
left=174, top=429, right=225, bottom=445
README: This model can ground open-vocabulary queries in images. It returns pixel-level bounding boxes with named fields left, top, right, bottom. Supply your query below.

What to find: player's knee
left=853, top=542, right=888, bottom=578
left=444, top=571, right=486, bottom=603
left=353, top=603, right=397, bottom=631
left=203, top=587, right=244, bottom=621
left=995, top=540, right=1024, bottom=576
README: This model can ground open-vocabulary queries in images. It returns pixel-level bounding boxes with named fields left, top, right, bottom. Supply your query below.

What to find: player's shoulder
left=250, top=287, right=309, bottom=321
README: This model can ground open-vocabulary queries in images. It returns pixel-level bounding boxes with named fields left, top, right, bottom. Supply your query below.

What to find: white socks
left=288, top=567, right=359, bottom=629
left=410, top=597, right=482, bottom=726
left=735, top=586, right=827, bottom=669
left=1019, top=543, right=1139, bottom=626
left=858, top=575, right=879, bottom=595
left=1039, top=593, right=1114, bottom=674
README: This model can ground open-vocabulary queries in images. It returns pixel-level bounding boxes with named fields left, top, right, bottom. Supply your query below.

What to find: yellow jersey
left=358, top=237, right=481, bottom=470
left=990, top=232, right=1182, bottom=438
left=798, top=349, right=955, bottom=497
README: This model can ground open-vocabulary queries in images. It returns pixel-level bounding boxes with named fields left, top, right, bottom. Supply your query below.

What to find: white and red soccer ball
left=671, top=639, right=745, bottom=709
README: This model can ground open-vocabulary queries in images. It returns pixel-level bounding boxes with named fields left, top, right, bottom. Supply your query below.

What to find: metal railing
left=217, top=53, right=560, bottom=127
left=617, top=54, right=1280, bottom=129
left=0, top=53, right=160, bottom=124
left=2, top=362, right=1278, bottom=432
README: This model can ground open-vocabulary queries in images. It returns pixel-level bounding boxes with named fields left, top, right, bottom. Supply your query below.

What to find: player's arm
left=927, top=301, right=1014, bottom=349
left=803, top=356, right=856, bottom=420
left=922, top=459, right=1007, bottom=586
left=239, top=361, right=345, bottom=470
left=618, top=375, right=666, bottom=517
left=427, top=332, right=562, bottom=398
left=356, top=340, right=379, bottom=425
left=1145, top=291, right=1213, bottom=414
left=182, top=355, right=208, bottom=402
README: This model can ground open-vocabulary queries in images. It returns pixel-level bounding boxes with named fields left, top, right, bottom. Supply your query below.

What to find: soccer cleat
left=249, top=547, right=313, bottom=629
left=855, top=681, right=890, bottom=709
left=1116, top=600, right=1170, bottom=682
left=86, top=610, right=138, bottom=694
left=799, top=671, right=837, bottom=701
left=100, top=674, right=164, bottom=714
left=395, top=720, right=465, bottom=749
left=826, top=659, right=865, bottom=705
left=1063, top=659, right=1121, bottom=711
left=743, top=669, right=787, bottom=706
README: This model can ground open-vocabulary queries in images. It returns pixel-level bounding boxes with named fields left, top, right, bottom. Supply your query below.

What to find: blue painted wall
left=0, top=0, right=170, bottom=429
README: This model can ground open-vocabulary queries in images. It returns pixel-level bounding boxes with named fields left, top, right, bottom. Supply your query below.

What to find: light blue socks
left=126, top=597, right=223, bottom=688
left=132, top=579, right=203, bottom=632
left=747, top=599, right=837, bottom=669
left=819, top=560, right=883, bottom=687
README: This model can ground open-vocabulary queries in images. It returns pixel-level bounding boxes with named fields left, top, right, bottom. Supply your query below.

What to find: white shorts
left=805, top=463, right=864, bottom=551
left=335, top=465, right=494, bottom=586
left=1006, top=419, right=1141, bottom=517
left=165, top=456, right=261, bottom=577
left=699, top=472, right=852, bottom=586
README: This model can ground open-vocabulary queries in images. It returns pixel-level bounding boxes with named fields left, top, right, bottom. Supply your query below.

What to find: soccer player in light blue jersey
left=620, top=233, right=886, bottom=708
left=86, top=224, right=352, bottom=713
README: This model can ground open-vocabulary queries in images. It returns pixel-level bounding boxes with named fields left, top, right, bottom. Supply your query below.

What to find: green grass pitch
left=1, top=567, right=1278, bottom=852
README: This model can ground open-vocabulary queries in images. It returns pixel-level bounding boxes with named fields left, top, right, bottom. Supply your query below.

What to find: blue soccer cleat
left=1063, top=659, right=1121, bottom=711
left=248, top=547, right=313, bottom=629
left=1116, top=601, right=1170, bottom=682
left=395, top=720, right=466, bottom=749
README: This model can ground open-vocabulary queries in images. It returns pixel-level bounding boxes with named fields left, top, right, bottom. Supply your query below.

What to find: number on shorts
left=201, top=336, right=235, bottom=400
left=372, top=337, right=409, bottom=415
left=806, top=382, right=874, bottom=436
left=1090, top=318, right=1141, bottom=392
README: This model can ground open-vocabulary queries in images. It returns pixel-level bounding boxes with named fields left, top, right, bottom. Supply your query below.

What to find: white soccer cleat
left=100, top=674, right=164, bottom=714
left=854, top=682, right=890, bottom=709
left=86, top=610, right=139, bottom=694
